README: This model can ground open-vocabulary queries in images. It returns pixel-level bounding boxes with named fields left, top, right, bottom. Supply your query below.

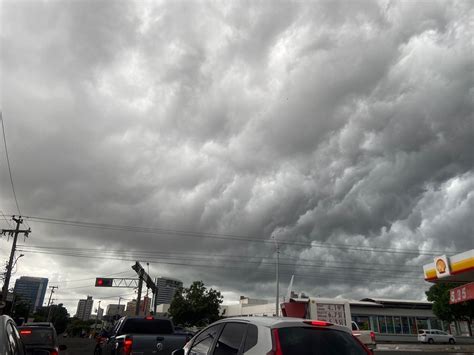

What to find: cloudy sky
left=1, top=0, right=473, bottom=315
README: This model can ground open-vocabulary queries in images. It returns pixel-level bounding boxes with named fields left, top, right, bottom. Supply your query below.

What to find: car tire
left=428, top=338, right=434, bottom=344
left=449, top=338, right=455, bottom=344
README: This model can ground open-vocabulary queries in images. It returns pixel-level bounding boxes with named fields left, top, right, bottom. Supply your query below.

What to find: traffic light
left=95, top=278, right=113, bottom=287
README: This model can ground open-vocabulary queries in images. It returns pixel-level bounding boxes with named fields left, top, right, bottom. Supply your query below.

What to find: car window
left=243, top=324, right=258, bottom=352
left=277, top=327, right=367, bottom=355
left=18, top=327, right=54, bottom=346
left=213, top=323, right=247, bottom=355
left=120, top=319, right=173, bottom=335
left=190, top=324, right=222, bottom=355
left=6, top=322, right=21, bottom=354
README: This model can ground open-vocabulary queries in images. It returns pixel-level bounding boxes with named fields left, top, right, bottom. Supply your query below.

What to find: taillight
left=370, top=331, right=376, bottom=342
left=266, top=329, right=283, bottom=355
left=50, top=351, right=59, bottom=355
left=124, top=337, right=133, bottom=355
left=20, top=330, right=32, bottom=335
left=303, top=320, right=332, bottom=327
left=145, top=316, right=154, bottom=320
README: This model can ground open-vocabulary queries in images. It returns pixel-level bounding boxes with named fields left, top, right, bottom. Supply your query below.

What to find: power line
left=17, top=249, right=427, bottom=287
left=21, top=215, right=456, bottom=256
left=0, top=113, right=22, bottom=216
left=17, top=244, right=425, bottom=270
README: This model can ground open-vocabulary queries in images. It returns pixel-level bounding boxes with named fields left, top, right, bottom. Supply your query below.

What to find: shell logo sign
left=434, top=255, right=451, bottom=278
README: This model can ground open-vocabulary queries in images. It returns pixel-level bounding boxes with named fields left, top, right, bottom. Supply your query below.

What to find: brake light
left=50, top=351, right=58, bottom=355
left=370, top=331, right=376, bottom=342
left=124, top=338, right=133, bottom=355
left=267, top=329, right=283, bottom=355
left=20, top=330, right=32, bottom=335
left=304, top=320, right=332, bottom=326
left=145, top=316, right=154, bottom=320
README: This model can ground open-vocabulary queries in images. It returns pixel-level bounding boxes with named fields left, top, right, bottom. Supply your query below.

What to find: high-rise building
left=76, top=296, right=94, bottom=320
left=13, top=277, right=48, bottom=312
left=154, top=277, right=183, bottom=306
left=106, top=304, right=125, bottom=316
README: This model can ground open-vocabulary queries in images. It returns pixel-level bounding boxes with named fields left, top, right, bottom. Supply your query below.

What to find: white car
left=172, top=316, right=373, bottom=355
left=418, top=329, right=456, bottom=344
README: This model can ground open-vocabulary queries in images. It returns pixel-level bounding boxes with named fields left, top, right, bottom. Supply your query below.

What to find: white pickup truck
left=281, top=297, right=376, bottom=351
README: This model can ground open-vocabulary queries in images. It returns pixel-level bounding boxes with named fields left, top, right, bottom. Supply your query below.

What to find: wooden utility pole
left=0, top=216, right=30, bottom=314
left=46, top=286, right=58, bottom=322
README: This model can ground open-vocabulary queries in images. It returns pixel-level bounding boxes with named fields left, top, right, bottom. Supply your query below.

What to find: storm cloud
left=1, top=0, right=473, bottom=313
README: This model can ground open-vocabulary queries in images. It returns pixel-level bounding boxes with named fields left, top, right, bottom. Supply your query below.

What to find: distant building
left=154, top=277, right=183, bottom=306
left=124, top=297, right=152, bottom=316
left=76, top=296, right=94, bottom=320
left=125, top=300, right=137, bottom=316
left=106, top=304, right=125, bottom=316
left=13, top=277, right=48, bottom=312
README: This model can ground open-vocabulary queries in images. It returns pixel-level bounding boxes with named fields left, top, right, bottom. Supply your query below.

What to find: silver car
left=0, top=315, right=26, bottom=355
left=172, top=316, right=372, bottom=355
left=418, top=329, right=456, bottom=344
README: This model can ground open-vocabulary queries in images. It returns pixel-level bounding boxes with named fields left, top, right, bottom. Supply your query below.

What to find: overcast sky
left=1, top=0, right=473, bottom=315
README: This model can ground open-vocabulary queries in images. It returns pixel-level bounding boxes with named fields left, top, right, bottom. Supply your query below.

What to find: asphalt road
left=59, top=338, right=474, bottom=355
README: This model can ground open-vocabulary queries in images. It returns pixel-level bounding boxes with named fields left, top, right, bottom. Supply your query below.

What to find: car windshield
left=121, top=319, right=173, bottom=335
left=19, top=328, right=54, bottom=346
left=278, top=327, right=367, bottom=355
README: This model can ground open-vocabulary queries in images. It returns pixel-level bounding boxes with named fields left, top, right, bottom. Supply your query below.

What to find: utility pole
left=94, top=300, right=101, bottom=336
left=47, top=299, right=56, bottom=323
left=273, top=236, right=280, bottom=317
left=135, top=270, right=144, bottom=316
left=0, top=216, right=30, bottom=314
left=46, top=286, right=58, bottom=322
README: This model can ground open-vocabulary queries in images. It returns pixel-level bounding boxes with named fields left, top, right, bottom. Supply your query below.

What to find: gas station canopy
left=423, top=249, right=474, bottom=304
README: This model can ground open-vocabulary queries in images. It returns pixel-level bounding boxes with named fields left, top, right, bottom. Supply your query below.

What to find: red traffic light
left=95, top=278, right=113, bottom=287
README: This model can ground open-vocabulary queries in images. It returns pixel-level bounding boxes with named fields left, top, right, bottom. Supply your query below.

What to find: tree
left=169, top=281, right=223, bottom=327
left=426, top=283, right=473, bottom=336
left=33, top=304, right=70, bottom=334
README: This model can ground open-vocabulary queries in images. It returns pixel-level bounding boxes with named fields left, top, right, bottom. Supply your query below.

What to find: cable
left=1, top=113, right=22, bottom=216
left=21, top=215, right=456, bottom=256
left=16, top=246, right=424, bottom=277
left=17, top=244, right=426, bottom=269
left=0, top=210, right=13, bottom=228
left=17, top=249, right=427, bottom=287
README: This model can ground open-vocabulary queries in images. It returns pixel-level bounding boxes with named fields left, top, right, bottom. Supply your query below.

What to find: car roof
left=216, top=317, right=351, bottom=333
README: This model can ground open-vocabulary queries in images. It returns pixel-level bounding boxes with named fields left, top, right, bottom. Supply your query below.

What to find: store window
left=378, top=316, right=387, bottom=333
left=430, top=318, right=442, bottom=330
left=352, top=316, right=370, bottom=331
left=409, top=317, right=418, bottom=334
left=386, top=317, right=395, bottom=334
left=393, top=317, right=402, bottom=334
left=401, top=317, right=410, bottom=334
left=416, top=318, right=429, bottom=332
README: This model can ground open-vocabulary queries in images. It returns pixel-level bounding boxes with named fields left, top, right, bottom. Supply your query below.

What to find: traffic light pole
left=135, top=270, right=144, bottom=316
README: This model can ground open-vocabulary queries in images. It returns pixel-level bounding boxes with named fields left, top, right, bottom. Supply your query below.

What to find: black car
left=17, top=325, right=67, bottom=355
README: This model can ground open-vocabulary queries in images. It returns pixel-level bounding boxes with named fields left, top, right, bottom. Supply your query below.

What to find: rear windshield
left=19, top=328, right=54, bottom=346
left=121, top=319, right=173, bottom=335
left=278, top=327, right=367, bottom=355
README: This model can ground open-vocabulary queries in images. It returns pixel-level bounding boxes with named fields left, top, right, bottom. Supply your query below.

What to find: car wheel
left=449, top=338, right=455, bottom=344
left=428, top=338, right=434, bottom=344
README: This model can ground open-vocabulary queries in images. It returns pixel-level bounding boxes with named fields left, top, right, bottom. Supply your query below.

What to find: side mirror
left=171, top=349, right=185, bottom=355
left=59, top=345, right=68, bottom=351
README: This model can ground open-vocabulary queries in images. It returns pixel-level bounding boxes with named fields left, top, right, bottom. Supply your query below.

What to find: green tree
left=33, top=304, right=70, bottom=334
left=169, top=281, right=223, bottom=327
left=426, top=283, right=473, bottom=336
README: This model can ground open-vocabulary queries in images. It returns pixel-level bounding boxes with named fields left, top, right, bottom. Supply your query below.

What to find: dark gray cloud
left=1, top=0, right=472, bottom=313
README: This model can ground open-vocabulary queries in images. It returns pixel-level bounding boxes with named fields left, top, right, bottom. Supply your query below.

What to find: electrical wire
left=1, top=113, right=22, bottom=216
left=21, top=215, right=456, bottom=256
left=17, top=248, right=428, bottom=287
